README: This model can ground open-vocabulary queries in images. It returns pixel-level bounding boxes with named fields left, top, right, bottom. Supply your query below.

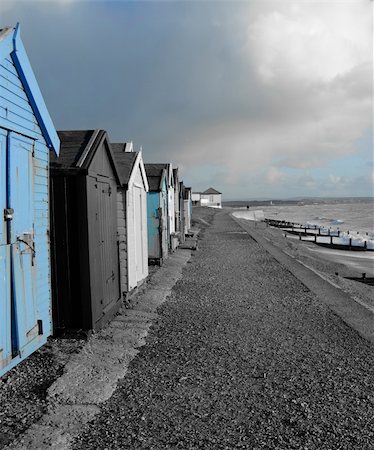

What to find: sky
left=1, top=0, right=373, bottom=200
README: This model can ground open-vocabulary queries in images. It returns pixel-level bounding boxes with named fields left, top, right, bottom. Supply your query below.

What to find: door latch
left=4, top=208, right=14, bottom=221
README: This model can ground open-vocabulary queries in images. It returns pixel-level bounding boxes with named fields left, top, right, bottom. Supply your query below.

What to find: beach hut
left=112, top=142, right=149, bottom=295
left=143, top=163, right=175, bottom=248
left=191, top=192, right=201, bottom=206
left=50, top=130, right=121, bottom=332
left=179, top=182, right=186, bottom=244
left=184, top=187, right=192, bottom=234
left=165, top=164, right=175, bottom=240
left=144, top=164, right=168, bottom=265
left=0, top=25, right=60, bottom=377
left=172, top=168, right=180, bottom=250
left=200, top=187, right=222, bottom=208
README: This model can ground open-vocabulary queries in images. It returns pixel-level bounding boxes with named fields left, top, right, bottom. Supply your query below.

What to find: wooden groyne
left=264, top=219, right=373, bottom=252
left=344, top=274, right=374, bottom=286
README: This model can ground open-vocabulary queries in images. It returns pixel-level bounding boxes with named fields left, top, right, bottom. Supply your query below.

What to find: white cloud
left=247, top=1, right=371, bottom=84
left=174, top=0, right=372, bottom=194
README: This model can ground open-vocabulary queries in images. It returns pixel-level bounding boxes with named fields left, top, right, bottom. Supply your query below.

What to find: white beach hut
left=184, top=187, right=192, bottom=234
left=166, top=163, right=175, bottom=238
left=112, top=143, right=149, bottom=295
left=200, top=187, right=222, bottom=208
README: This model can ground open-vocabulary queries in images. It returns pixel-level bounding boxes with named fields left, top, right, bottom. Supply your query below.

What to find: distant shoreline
left=223, top=197, right=374, bottom=208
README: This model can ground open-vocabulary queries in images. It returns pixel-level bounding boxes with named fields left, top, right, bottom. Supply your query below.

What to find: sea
left=235, top=201, right=374, bottom=237
left=232, top=200, right=374, bottom=275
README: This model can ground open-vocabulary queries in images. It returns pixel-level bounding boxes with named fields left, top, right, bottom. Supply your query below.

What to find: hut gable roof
left=111, top=144, right=137, bottom=185
left=145, top=163, right=174, bottom=187
left=144, top=163, right=165, bottom=177
left=52, top=130, right=121, bottom=183
left=52, top=130, right=95, bottom=167
left=202, top=187, right=222, bottom=195
left=112, top=143, right=149, bottom=191
left=0, top=24, right=60, bottom=154
left=144, top=164, right=167, bottom=192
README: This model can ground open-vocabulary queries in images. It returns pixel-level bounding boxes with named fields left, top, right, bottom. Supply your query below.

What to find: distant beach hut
left=165, top=163, right=175, bottom=242
left=184, top=187, right=192, bottom=234
left=173, top=168, right=180, bottom=232
left=50, top=130, right=121, bottom=332
left=112, top=142, right=149, bottom=295
left=172, top=167, right=180, bottom=250
left=157, top=163, right=175, bottom=247
left=200, top=187, right=222, bottom=208
left=191, top=192, right=201, bottom=206
left=0, top=25, right=60, bottom=377
left=179, top=182, right=186, bottom=243
left=144, top=164, right=169, bottom=265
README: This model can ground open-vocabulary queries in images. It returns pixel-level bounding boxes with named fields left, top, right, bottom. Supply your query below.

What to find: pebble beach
left=1, top=207, right=373, bottom=449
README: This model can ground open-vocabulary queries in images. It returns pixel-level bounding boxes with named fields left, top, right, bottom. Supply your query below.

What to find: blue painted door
left=147, top=193, right=162, bottom=259
left=161, top=191, right=168, bottom=258
left=9, top=132, right=38, bottom=354
left=0, top=128, right=12, bottom=372
left=1, top=130, right=38, bottom=370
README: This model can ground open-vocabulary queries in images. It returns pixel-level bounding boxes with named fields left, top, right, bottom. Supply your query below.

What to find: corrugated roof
left=202, top=187, right=221, bottom=195
left=51, top=130, right=95, bottom=168
left=111, top=143, right=138, bottom=186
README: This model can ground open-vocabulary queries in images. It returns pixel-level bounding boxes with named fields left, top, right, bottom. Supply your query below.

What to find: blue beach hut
left=0, top=25, right=60, bottom=377
left=144, top=164, right=168, bottom=265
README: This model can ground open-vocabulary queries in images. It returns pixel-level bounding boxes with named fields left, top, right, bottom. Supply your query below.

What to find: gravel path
left=73, top=210, right=374, bottom=449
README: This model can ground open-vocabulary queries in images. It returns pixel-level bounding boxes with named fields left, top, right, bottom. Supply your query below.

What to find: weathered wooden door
left=161, top=191, right=168, bottom=258
left=9, top=132, right=38, bottom=353
left=147, top=193, right=161, bottom=260
left=89, top=176, right=119, bottom=326
left=1, top=130, right=38, bottom=371
left=0, top=128, right=11, bottom=371
left=99, top=179, right=119, bottom=310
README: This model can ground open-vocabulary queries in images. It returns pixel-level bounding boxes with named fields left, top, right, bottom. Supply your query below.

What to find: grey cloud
left=1, top=0, right=372, bottom=199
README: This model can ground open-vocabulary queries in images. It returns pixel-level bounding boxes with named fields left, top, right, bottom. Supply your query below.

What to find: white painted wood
left=117, top=188, right=128, bottom=297
left=168, top=186, right=175, bottom=235
left=125, top=154, right=149, bottom=292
